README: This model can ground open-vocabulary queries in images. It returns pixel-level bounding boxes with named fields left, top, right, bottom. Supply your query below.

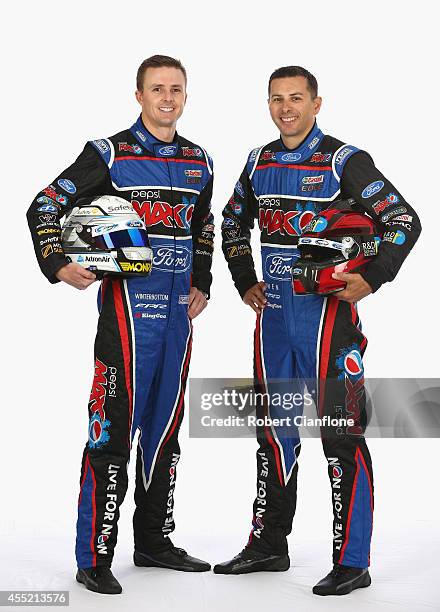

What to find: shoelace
left=171, top=546, right=188, bottom=557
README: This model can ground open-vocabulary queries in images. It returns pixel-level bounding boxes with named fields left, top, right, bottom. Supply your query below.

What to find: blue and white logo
left=361, top=180, right=384, bottom=199
left=265, top=253, right=293, bottom=281
left=309, top=217, right=328, bottom=232
left=158, top=145, right=177, bottom=156
left=153, top=245, right=191, bottom=273
left=235, top=181, right=245, bottom=198
left=280, top=152, right=302, bottom=162
left=58, top=178, right=77, bottom=194
left=37, top=204, right=58, bottom=213
left=93, top=139, right=110, bottom=154
left=126, top=220, right=143, bottom=228
left=136, top=129, right=147, bottom=142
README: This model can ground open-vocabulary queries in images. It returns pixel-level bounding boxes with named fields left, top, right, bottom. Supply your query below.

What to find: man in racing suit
left=27, top=55, right=214, bottom=594
left=215, top=66, right=421, bottom=596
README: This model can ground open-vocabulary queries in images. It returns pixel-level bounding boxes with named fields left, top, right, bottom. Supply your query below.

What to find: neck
left=141, top=113, right=176, bottom=143
left=281, top=121, right=315, bottom=150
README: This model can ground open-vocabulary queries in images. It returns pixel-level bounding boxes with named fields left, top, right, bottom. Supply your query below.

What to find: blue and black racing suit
left=27, top=116, right=214, bottom=568
left=221, top=122, right=421, bottom=568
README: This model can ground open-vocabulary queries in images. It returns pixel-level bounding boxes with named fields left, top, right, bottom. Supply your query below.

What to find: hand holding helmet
left=61, top=195, right=153, bottom=280
left=292, top=199, right=380, bottom=298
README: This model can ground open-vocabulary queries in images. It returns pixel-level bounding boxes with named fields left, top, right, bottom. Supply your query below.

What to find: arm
left=191, top=173, right=214, bottom=299
left=221, top=165, right=260, bottom=299
left=341, top=151, right=422, bottom=293
left=26, top=143, right=111, bottom=284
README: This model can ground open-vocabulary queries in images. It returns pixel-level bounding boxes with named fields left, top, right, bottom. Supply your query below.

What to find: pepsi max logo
left=280, top=152, right=301, bottom=162
left=97, top=534, right=109, bottom=544
left=361, top=180, right=384, bottom=199
left=332, top=466, right=343, bottom=478
left=153, top=245, right=191, bottom=273
left=344, top=350, right=363, bottom=377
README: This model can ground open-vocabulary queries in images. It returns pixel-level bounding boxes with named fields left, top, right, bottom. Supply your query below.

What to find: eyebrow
left=150, top=83, right=183, bottom=88
left=271, top=91, right=303, bottom=97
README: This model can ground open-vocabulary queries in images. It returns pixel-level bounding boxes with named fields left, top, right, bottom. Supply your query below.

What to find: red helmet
left=292, top=199, right=380, bottom=295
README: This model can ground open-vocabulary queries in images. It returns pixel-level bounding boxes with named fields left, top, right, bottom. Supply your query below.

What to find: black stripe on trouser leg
left=133, top=327, right=192, bottom=554
left=246, top=314, right=299, bottom=556
left=75, top=279, right=133, bottom=568
left=318, top=299, right=374, bottom=568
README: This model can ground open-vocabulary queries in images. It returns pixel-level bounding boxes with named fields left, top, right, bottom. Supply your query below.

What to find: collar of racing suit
left=130, top=115, right=180, bottom=158
left=277, top=120, right=324, bottom=163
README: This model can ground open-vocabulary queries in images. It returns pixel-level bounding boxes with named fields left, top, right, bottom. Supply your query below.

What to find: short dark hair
left=268, top=66, right=318, bottom=98
left=136, top=55, right=187, bottom=91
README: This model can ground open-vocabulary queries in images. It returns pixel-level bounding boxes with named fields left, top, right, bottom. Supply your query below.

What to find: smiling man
left=216, top=66, right=421, bottom=595
left=27, top=55, right=214, bottom=594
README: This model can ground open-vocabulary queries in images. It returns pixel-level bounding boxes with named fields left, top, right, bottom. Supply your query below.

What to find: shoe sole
left=213, top=558, right=290, bottom=575
left=313, top=572, right=371, bottom=596
left=134, top=553, right=210, bottom=572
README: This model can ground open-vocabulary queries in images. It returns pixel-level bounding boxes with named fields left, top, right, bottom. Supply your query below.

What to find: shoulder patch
left=90, top=138, right=114, bottom=168
left=332, top=144, right=359, bottom=180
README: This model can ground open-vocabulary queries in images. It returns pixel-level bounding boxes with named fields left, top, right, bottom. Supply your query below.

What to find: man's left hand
left=188, top=287, right=208, bottom=319
left=332, top=273, right=372, bottom=303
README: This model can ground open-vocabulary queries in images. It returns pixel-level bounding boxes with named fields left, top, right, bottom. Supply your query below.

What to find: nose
left=162, top=89, right=174, bottom=102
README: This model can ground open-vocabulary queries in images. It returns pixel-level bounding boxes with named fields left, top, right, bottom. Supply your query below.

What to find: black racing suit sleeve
left=26, top=143, right=112, bottom=284
left=191, top=174, right=214, bottom=298
left=341, top=151, right=422, bottom=292
left=221, top=165, right=259, bottom=298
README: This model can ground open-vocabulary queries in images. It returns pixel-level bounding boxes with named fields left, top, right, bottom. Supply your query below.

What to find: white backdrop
left=1, top=0, right=439, bottom=610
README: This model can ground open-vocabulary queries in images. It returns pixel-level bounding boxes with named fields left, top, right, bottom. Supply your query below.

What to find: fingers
left=243, top=283, right=267, bottom=313
left=188, top=288, right=208, bottom=319
left=188, top=295, right=207, bottom=319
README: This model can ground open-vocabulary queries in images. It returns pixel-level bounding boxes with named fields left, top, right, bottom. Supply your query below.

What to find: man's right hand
left=55, top=262, right=97, bottom=290
left=243, top=281, right=267, bottom=314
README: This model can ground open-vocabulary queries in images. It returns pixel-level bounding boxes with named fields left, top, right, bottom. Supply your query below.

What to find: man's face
left=268, top=76, right=322, bottom=140
left=135, top=66, right=187, bottom=130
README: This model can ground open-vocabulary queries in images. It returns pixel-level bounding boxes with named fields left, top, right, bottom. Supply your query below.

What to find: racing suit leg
left=247, top=307, right=301, bottom=556
left=133, top=308, right=192, bottom=554
left=75, top=278, right=160, bottom=569
left=314, top=298, right=374, bottom=568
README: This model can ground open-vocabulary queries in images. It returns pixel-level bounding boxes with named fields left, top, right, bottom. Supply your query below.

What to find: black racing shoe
left=76, top=567, right=122, bottom=595
left=313, top=564, right=371, bottom=596
left=213, top=548, right=290, bottom=575
left=134, top=546, right=211, bottom=572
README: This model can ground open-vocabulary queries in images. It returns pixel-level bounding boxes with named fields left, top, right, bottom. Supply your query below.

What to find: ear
left=135, top=90, right=143, bottom=105
left=314, top=96, right=322, bottom=115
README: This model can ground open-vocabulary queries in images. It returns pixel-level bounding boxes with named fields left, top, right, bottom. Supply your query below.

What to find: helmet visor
left=92, top=228, right=150, bottom=250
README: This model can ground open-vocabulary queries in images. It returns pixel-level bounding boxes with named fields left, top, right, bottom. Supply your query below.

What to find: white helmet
left=61, top=195, right=153, bottom=277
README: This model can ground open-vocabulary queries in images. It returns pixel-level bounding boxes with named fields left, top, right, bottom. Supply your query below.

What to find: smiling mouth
left=280, top=116, right=297, bottom=123
left=159, top=107, right=175, bottom=113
